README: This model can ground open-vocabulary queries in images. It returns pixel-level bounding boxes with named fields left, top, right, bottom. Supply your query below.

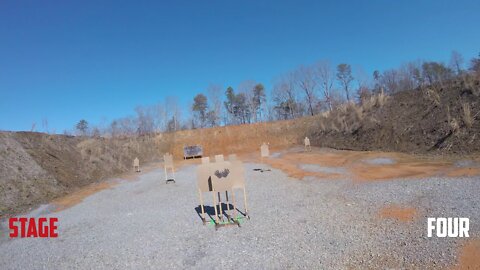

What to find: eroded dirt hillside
left=308, top=78, right=480, bottom=154
left=0, top=132, right=169, bottom=216
left=164, top=119, right=310, bottom=159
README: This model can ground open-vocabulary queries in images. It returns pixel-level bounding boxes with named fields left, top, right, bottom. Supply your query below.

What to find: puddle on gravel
left=298, top=164, right=347, bottom=174
left=270, top=152, right=282, bottom=158
left=264, top=149, right=480, bottom=181
left=454, top=160, right=477, bottom=167
left=363, top=157, right=396, bottom=165
left=351, top=160, right=451, bottom=181
left=264, top=157, right=344, bottom=179
left=453, top=239, right=480, bottom=269
left=378, top=205, right=417, bottom=222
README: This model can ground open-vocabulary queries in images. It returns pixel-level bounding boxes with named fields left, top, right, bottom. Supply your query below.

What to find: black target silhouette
left=214, top=168, right=230, bottom=179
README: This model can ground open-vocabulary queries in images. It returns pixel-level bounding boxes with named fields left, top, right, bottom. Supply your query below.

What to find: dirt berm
left=0, top=132, right=169, bottom=216
left=0, top=119, right=307, bottom=216
left=307, top=78, right=480, bottom=154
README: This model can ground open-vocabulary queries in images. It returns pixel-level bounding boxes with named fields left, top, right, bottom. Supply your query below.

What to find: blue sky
left=1, top=0, right=479, bottom=132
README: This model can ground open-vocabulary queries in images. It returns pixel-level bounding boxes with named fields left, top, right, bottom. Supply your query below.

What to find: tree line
left=72, top=51, right=480, bottom=137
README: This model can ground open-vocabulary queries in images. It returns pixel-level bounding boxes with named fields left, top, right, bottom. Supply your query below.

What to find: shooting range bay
left=1, top=147, right=479, bottom=269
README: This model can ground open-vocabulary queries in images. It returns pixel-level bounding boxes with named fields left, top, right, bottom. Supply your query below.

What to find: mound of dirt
left=165, top=119, right=308, bottom=159
left=308, top=78, right=480, bottom=154
left=0, top=133, right=64, bottom=215
left=0, top=132, right=169, bottom=216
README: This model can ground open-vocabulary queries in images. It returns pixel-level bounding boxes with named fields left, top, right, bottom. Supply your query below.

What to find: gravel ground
left=0, top=162, right=478, bottom=269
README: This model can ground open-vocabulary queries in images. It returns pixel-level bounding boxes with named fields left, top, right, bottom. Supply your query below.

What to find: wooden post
left=243, top=187, right=249, bottom=218
left=231, top=190, right=237, bottom=219
left=212, top=190, right=219, bottom=224
left=198, top=189, right=206, bottom=224
left=218, top=192, right=223, bottom=221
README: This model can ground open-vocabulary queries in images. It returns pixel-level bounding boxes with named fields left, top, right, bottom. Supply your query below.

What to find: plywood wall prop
left=163, top=153, right=175, bottom=183
left=304, top=137, right=311, bottom=151
left=261, top=143, right=269, bottom=158
left=196, top=156, right=249, bottom=227
left=133, top=157, right=140, bottom=172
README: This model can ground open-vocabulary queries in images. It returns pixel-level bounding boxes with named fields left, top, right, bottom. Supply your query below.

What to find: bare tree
left=449, top=50, right=464, bottom=75
left=336, top=63, right=354, bottom=101
left=353, top=66, right=372, bottom=103
left=238, top=80, right=257, bottom=123
left=135, top=106, right=155, bottom=135
left=330, top=90, right=347, bottom=109
left=397, top=62, right=419, bottom=92
left=315, top=61, right=335, bottom=111
left=109, top=120, right=119, bottom=138
left=91, top=127, right=101, bottom=138
left=163, top=96, right=182, bottom=131
left=470, top=53, right=480, bottom=75
left=381, top=69, right=399, bottom=93
left=294, top=65, right=318, bottom=116
left=154, top=101, right=167, bottom=132
left=272, top=73, right=299, bottom=120
left=373, top=70, right=383, bottom=94
left=42, top=118, right=49, bottom=134
left=110, top=116, right=135, bottom=137
left=422, top=61, right=454, bottom=86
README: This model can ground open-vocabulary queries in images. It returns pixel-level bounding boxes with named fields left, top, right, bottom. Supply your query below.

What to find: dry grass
left=362, top=96, right=377, bottom=111
left=330, top=120, right=340, bottom=132
left=309, top=93, right=388, bottom=135
left=462, top=102, right=473, bottom=128
left=353, top=105, right=364, bottom=121
left=362, top=93, right=388, bottom=111
left=376, top=91, right=388, bottom=107
left=424, top=88, right=441, bottom=106
left=463, top=75, right=480, bottom=97
left=446, top=105, right=460, bottom=134
left=447, top=105, right=451, bottom=123
left=318, top=120, right=326, bottom=132
left=450, top=118, right=460, bottom=134
left=320, top=111, right=330, bottom=118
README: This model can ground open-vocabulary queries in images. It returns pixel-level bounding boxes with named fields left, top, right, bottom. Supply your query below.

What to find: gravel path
left=1, top=162, right=478, bottom=269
